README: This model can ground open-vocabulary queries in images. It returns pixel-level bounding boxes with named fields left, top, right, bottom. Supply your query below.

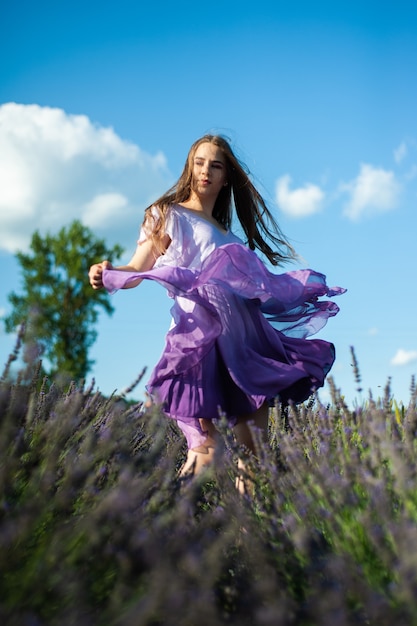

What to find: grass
left=1, top=339, right=417, bottom=625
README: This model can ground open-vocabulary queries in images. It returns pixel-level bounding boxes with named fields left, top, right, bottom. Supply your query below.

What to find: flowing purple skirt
left=103, top=243, right=346, bottom=448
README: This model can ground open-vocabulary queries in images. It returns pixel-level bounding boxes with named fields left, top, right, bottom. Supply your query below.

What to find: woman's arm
left=88, top=235, right=171, bottom=290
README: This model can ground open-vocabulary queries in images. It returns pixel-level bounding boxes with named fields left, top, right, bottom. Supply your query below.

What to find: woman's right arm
left=88, top=235, right=170, bottom=290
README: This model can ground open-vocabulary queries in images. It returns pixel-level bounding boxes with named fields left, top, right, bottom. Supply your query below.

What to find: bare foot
left=179, top=437, right=216, bottom=477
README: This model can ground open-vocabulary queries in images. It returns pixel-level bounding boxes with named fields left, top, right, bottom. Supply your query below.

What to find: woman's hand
left=88, top=260, right=113, bottom=290
left=88, top=236, right=170, bottom=291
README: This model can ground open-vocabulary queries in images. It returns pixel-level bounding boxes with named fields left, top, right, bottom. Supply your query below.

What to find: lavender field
left=1, top=341, right=417, bottom=626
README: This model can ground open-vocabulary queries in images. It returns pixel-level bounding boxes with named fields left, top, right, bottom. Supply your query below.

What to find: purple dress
left=103, top=204, right=346, bottom=449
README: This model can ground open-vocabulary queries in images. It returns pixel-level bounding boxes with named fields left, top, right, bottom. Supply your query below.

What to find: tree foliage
left=4, top=220, right=124, bottom=381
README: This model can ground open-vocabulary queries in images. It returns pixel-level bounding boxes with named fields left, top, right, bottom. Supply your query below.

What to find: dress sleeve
left=137, top=205, right=164, bottom=245
left=162, top=206, right=177, bottom=241
left=147, top=206, right=189, bottom=268
left=137, top=206, right=182, bottom=263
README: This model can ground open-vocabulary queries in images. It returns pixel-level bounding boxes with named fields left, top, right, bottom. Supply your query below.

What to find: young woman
left=89, top=135, right=345, bottom=480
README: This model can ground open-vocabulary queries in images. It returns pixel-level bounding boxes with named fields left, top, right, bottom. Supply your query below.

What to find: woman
left=89, top=135, right=345, bottom=480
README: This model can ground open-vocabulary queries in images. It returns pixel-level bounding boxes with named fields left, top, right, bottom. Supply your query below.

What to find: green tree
left=3, top=220, right=124, bottom=381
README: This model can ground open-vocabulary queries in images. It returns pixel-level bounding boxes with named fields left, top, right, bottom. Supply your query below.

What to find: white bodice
left=139, top=204, right=243, bottom=270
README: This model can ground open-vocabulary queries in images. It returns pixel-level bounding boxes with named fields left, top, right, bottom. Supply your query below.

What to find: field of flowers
left=1, top=339, right=417, bottom=625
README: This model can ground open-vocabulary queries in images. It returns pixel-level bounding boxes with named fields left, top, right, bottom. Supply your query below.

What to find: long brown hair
left=142, top=134, right=297, bottom=266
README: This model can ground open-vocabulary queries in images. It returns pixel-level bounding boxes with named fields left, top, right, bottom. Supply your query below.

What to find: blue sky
left=1, top=0, right=416, bottom=406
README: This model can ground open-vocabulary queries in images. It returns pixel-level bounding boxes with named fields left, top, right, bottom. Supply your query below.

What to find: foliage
left=1, top=345, right=417, bottom=625
left=3, top=220, right=123, bottom=381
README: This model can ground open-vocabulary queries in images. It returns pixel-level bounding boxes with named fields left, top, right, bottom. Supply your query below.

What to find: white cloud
left=394, top=141, right=408, bottom=164
left=368, top=327, right=379, bottom=336
left=83, top=193, right=129, bottom=228
left=342, top=163, right=401, bottom=221
left=391, top=349, right=417, bottom=367
left=275, top=174, right=325, bottom=218
left=0, top=103, right=173, bottom=253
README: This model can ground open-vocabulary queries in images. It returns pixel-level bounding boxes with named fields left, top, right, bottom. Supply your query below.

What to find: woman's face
left=190, top=142, right=227, bottom=201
